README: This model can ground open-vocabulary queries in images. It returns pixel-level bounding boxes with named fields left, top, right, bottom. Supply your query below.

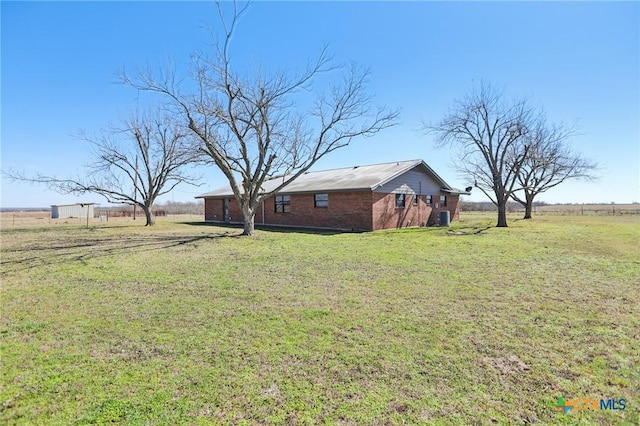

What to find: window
left=275, top=195, right=290, bottom=213
left=395, top=193, right=405, bottom=208
left=440, top=195, right=447, bottom=207
left=413, top=194, right=419, bottom=205
left=426, top=195, right=432, bottom=205
left=314, top=193, right=328, bottom=208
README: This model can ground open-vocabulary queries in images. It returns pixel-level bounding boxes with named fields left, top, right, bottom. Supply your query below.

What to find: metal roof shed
left=51, top=203, right=96, bottom=219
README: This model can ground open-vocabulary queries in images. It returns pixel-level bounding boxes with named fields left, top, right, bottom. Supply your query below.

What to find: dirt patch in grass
left=483, top=355, right=531, bottom=377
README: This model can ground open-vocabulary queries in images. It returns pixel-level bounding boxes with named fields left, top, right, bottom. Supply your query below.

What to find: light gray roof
left=51, top=203, right=99, bottom=207
left=196, top=159, right=467, bottom=198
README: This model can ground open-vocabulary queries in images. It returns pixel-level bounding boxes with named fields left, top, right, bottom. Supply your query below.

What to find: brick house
left=196, top=159, right=469, bottom=231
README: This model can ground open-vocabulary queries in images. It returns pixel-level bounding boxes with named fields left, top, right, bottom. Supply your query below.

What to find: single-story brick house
left=196, top=159, right=470, bottom=231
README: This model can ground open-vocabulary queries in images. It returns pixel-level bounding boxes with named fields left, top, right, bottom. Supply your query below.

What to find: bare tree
left=512, top=119, right=598, bottom=219
left=424, top=83, right=531, bottom=227
left=5, top=112, right=200, bottom=226
left=121, top=1, right=398, bottom=236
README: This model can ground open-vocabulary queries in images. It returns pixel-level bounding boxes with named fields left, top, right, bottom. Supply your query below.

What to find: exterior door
left=223, top=198, right=229, bottom=223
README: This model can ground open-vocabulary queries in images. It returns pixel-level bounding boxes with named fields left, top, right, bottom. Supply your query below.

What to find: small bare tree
left=512, top=119, right=598, bottom=219
left=121, top=1, right=398, bottom=235
left=5, top=112, right=200, bottom=226
left=424, top=83, right=531, bottom=227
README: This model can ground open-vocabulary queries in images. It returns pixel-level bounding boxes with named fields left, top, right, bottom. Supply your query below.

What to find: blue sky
left=2, top=1, right=639, bottom=208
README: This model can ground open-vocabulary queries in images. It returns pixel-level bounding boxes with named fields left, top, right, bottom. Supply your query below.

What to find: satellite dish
left=465, top=186, right=473, bottom=192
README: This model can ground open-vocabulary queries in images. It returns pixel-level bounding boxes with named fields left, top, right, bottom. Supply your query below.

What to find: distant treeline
left=96, top=200, right=204, bottom=216
left=0, top=207, right=51, bottom=212
left=462, top=201, right=640, bottom=215
left=461, top=201, right=523, bottom=212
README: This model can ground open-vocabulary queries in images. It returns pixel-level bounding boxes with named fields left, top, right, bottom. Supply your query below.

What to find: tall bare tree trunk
left=497, top=203, right=508, bottom=227
left=496, top=190, right=508, bottom=227
left=142, top=205, right=155, bottom=226
left=242, top=206, right=255, bottom=236
left=523, top=193, right=534, bottom=219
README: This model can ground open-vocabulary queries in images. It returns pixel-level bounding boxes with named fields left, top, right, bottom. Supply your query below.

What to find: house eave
left=196, top=187, right=374, bottom=199
left=441, top=188, right=471, bottom=195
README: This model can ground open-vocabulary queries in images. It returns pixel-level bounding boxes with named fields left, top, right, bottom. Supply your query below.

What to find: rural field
left=461, top=203, right=640, bottom=217
left=529, top=203, right=640, bottom=216
left=0, top=211, right=203, bottom=229
left=1, top=214, right=638, bottom=424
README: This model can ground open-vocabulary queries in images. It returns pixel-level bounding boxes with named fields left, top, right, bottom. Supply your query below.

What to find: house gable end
left=371, top=161, right=454, bottom=192
left=373, top=165, right=445, bottom=195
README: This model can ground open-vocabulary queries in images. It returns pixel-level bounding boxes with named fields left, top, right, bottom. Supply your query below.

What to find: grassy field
left=1, top=215, right=638, bottom=425
left=0, top=211, right=203, bottom=229
left=520, top=204, right=640, bottom=216
left=461, top=203, right=640, bottom=217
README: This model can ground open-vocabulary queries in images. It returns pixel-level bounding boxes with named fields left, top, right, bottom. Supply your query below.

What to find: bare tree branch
left=423, top=82, right=531, bottom=227
left=119, top=1, right=398, bottom=235
left=511, top=117, right=598, bottom=218
left=4, top=111, right=202, bottom=226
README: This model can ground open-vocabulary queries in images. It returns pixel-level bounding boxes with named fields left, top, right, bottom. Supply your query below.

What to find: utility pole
left=133, top=155, right=138, bottom=220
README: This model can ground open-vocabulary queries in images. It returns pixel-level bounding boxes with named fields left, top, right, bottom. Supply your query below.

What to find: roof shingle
left=196, top=159, right=463, bottom=198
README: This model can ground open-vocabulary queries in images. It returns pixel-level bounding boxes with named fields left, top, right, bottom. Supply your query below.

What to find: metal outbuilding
left=51, top=203, right=96, bottom=219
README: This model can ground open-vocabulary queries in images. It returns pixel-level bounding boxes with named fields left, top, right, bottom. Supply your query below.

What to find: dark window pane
left=315, top=194, right=328, bottom=208
left=275, top=195, right=290, bottom=213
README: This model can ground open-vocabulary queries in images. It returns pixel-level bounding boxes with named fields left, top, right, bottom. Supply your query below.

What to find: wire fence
left=529, top=205, right=640, bottom=216
left=461, top=203, right=640, bottom=216
left=0, top=211, right=204, bottom=228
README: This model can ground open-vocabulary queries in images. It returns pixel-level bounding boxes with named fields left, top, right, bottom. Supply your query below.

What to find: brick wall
left=449, top=195, right=461, bottom=221
left=204, top=192, right=461, bottom=230
left=205, top=192, right=373, bottom=230
left=204, top=198, right=220, bottom=221
left=204, top=198, right=242, bottom=222
left=371, top=193, right=432, bottom=230
left=259, top=192, right=373, bottom=230
left=424, top=194, right=461, bottom=225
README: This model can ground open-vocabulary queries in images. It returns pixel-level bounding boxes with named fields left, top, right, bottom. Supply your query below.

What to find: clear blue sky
left=2, top=1, right=639, bottom=208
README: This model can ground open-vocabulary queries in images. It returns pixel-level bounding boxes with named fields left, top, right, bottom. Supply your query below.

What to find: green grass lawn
left=1, top=215, right=638, bottom=425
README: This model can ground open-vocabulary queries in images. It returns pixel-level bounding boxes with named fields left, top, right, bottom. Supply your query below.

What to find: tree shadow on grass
left=446, top=225, right=492, bottom=236
left=180, top=221, right=360, bottom=236
left=0, top=233, right=236, bottom=274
